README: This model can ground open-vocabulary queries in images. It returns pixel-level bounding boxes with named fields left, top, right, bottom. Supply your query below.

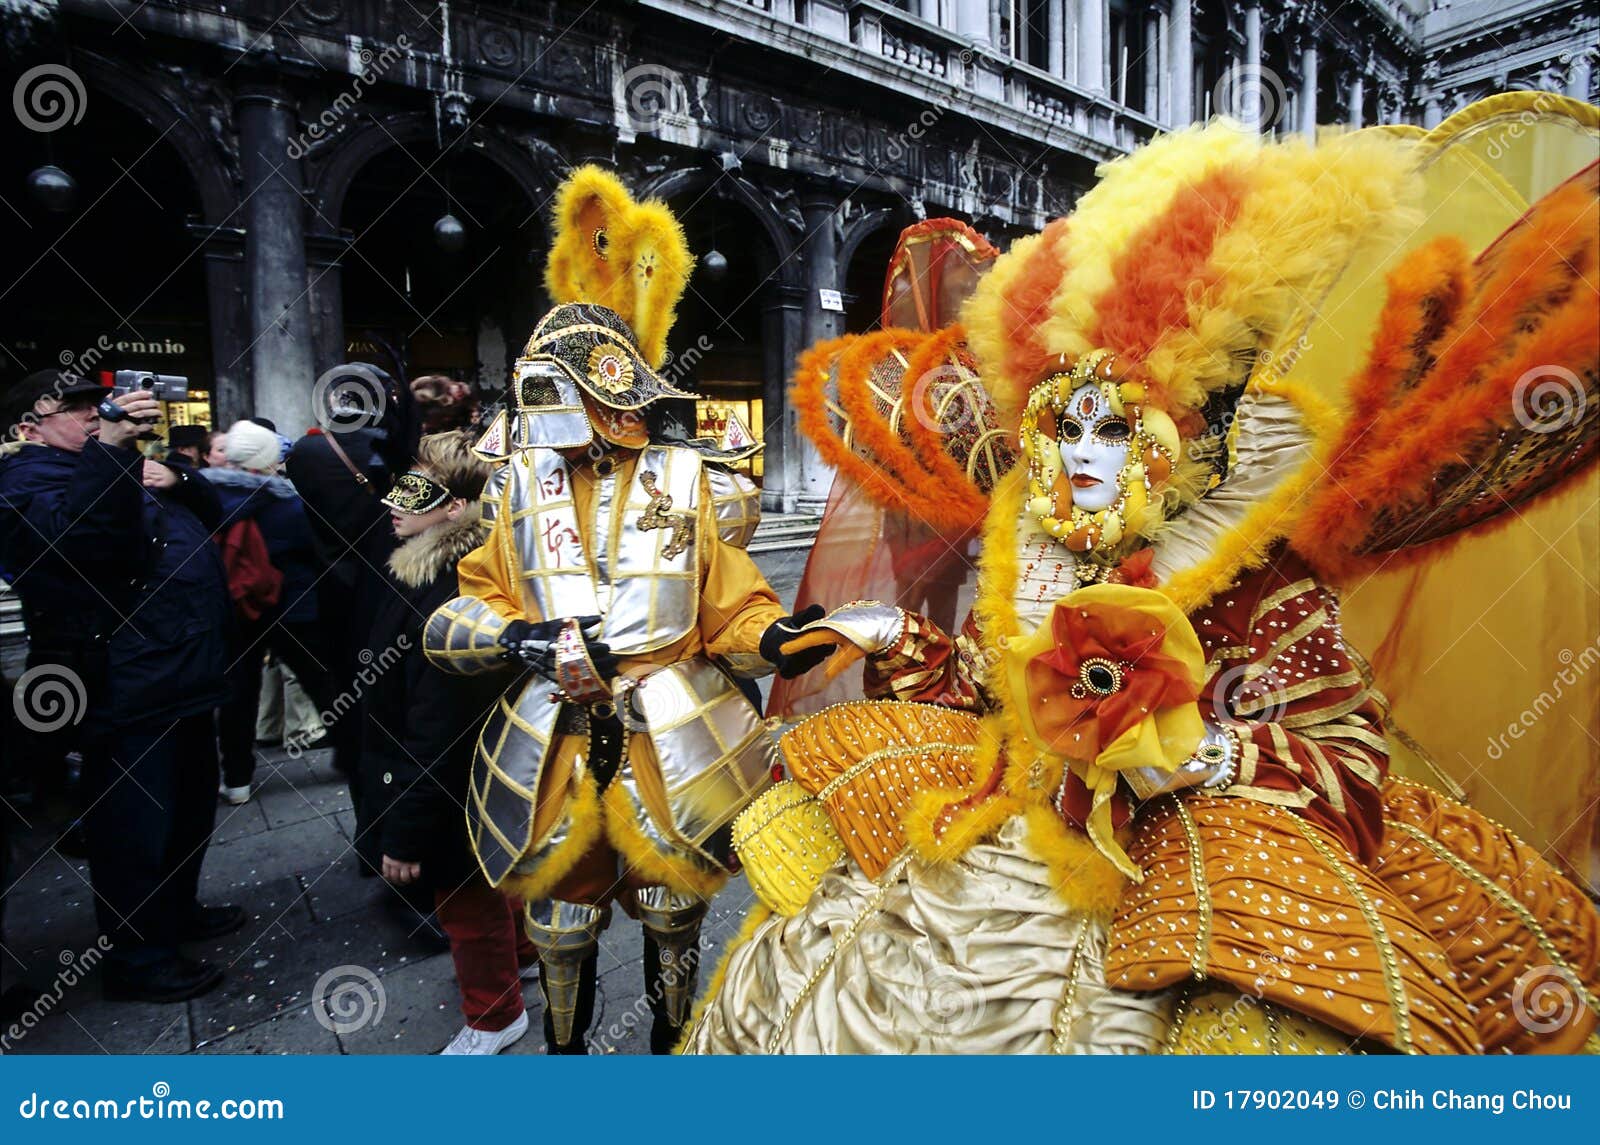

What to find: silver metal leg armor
left=524, top=899, right=607, bottom=1046
left=635, top=885, right=709, bottom=1028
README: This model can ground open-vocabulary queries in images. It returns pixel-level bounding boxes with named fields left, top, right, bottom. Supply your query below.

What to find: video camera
left=101, top=370, right=191, bottom=427
left=111, top=370, right=190, bottom=403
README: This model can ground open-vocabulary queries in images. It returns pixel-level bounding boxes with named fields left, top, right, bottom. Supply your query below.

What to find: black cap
left=168, top=424, right=210, bottom=450
left=1, top=370, right=106, bottom=436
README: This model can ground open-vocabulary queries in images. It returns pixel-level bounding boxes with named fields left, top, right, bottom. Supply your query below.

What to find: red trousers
left=433, top=878, right=536, bottom=1032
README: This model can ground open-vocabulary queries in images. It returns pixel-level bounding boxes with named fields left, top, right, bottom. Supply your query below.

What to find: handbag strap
left=323, top=432, right=377, bottom=497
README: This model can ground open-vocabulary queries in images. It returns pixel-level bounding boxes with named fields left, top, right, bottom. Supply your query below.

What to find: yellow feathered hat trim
left=544, top=165, right=694, bottom=369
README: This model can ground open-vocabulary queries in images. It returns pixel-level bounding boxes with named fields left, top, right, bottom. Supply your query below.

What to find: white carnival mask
left=1057, top=382, right=1131, bottom=512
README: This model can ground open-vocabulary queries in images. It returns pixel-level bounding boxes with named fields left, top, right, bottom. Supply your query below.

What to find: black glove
left=759, top=604, right=832, bottom=680
left=498, top=615, right=619, bottom=684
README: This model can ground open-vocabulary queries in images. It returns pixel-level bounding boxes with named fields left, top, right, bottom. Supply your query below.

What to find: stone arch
left=838, top=205, right=911, bottom=279
left=640, top=166, right=802, bottom=287
left=76, top=50, right=238, bottom=226
left=310, top=114, right=562, bottom=230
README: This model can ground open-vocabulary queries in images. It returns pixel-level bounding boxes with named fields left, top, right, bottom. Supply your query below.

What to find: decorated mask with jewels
left=381, top=469, right=452, bottom=515
left=1020, top=350, right=1179, bottom=555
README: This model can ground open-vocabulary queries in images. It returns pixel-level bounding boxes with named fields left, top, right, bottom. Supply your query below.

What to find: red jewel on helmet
left=770, top=764, right=785, bottom=782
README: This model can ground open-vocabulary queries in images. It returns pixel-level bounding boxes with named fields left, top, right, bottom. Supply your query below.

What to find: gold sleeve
left=695, top=472, right=784, bottom=658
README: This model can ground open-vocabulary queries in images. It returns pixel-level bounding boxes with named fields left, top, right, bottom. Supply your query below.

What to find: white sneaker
left=439, top=1010, right=529, bottom=1055
left=218, top=784, right=252, bottom=806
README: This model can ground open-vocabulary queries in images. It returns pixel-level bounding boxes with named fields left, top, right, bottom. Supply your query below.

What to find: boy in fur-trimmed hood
left=356, top=430, right=532, bottom=1055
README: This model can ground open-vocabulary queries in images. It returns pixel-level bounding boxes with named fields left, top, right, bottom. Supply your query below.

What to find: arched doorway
left=663, top=187, right=787, bottom=483
left=336, top=142, right=545, bottom=400
left=1, top=93, right=214, bottom=430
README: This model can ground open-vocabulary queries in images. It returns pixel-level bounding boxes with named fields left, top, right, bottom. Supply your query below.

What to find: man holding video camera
left=0, top=369, right=243, bottom=1003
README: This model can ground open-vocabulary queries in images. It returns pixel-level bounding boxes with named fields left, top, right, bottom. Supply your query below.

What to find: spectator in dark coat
left=357, top=430, right=529, bottom=1054
left=206, top=419, right=335, bottom=802
left=285, top=364, right=413, bottom=803
left=0, top=371, right=242, bottom=1004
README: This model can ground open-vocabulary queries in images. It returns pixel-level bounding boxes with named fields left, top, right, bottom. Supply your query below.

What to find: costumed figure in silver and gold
left=423, top=168, right=820, bottom=1053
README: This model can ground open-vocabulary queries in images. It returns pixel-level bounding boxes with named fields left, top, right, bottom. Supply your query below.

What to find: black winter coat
left=0, top=439, right=230, bottom=735
left=354, top=511, right=510, bottom=885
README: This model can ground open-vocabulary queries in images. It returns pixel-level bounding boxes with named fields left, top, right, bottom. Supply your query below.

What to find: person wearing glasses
left=0, top=369, right=243, bottom=1003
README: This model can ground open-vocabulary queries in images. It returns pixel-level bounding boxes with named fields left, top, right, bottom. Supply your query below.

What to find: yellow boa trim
left=674, top=901, right=774, bottom=1054
left=487, top=777, right=603, bottom=901
left=601, top=782, right=728, bottom=900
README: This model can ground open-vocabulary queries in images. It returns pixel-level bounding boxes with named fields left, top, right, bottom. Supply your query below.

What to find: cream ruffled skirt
left=682, top=818, right=1177, bottom=1054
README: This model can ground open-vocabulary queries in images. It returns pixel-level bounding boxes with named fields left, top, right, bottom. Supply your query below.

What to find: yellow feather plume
left=543, top=165, right=693, bottom=368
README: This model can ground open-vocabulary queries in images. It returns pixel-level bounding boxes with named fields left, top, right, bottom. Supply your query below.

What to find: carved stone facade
left=11, top=0, right=1597, bottom=508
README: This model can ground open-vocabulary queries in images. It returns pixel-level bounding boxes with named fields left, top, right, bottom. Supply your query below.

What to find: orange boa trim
left=897, top=323, right=990, bottom=525
left=1090, top=166, right=1250, bottom=404
left=1292, top=168, right=1599, bottom=578
left=833, top=328, right=984, bottom=533
left=994, top=218, right=1071, bottom=426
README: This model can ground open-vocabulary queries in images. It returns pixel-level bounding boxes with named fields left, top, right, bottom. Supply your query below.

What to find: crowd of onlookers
left=0, top=365, right=534, bottom=1053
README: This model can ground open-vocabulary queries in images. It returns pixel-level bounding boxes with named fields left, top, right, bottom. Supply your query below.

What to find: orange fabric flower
left=1005, top=583, right=1207, bottom=879
left=1021, top=594, right=1200, bottom=762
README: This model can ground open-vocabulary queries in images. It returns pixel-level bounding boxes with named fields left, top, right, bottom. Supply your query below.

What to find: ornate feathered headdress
left=542, top=165, right=693, bottom=370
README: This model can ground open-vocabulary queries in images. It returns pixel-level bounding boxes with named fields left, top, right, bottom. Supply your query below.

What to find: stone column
left=760, top=287, right=805, bottom=514
left=1347, top=71, right=1364, bottom=128
left=236, top=84, right=316, bottom=434
left=1157, top=5, right=1171, bottom=122
left=1048, top=0, right=1066, bottom=76
left=1170, top=0, right=1192, bottom=124
left=189, top=223, right=251, bottom=428
left=1299, top=40, right=1318, bottom=138
left=1241, top=5, right=1262, bottom=131
left=1142, top=7, right=1160, bottom=116
left=1076, top=0, right=1104, bottom=94
left=305, top=231, right=352, bottom=378
left=798, top=193, right=843, bottom=511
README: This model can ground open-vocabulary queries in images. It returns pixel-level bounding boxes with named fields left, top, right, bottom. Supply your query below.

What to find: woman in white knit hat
left=205, top=420, right=333, bottom=802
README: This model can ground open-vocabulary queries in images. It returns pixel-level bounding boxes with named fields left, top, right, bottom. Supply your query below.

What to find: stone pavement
left=0, top=547, right=808, bottom=1056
